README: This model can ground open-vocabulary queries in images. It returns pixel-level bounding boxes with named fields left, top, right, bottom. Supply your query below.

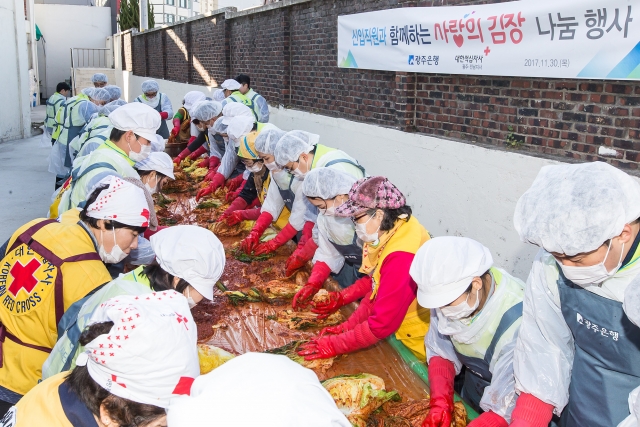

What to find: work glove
left=197, top=157, right=209, bottom=168
left=226, top=180, right=246, bottom=202
left=204, top=157, right=222, bottom=181
left=217, top=197, right=248, bottom=222
left=292, top=261, right=331, bottom=310
left=253, top=223, right=298, bottom=256
left=173, top=147, right=191, bottom=165
left=240, top=212, right=274, bottom=254
left=188, top=136, right=197, bottom=144
left=189, top=145, right=208, bottom=160
left=224, top=209, right=261, bottom=226
left=171, top=119, right=181, bottom=136
left=318, top=324, right=345, bottom=337
left=509, top=393, right=554, bottom=427
left=422, top=357, right=456, bottom=427
left=225, top=174, right=245, bottom=192
left=467, top=412, right=508, bottom=427
left=142, top=225, right=168, bottom=240
left=285, top=238, right=318, bottom=277
left=312, top=276, right=372, bottom=319
left=297, top=221, right=315, bottom=248
left=196, top=173, right=225, bottom=202
left=298, top=320, right=379, bottom=361
left=160, top=111, right=169, bottom=120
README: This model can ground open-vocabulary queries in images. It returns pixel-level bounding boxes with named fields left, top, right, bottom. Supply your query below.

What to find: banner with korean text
left=337, top=0, right=640, bottom=80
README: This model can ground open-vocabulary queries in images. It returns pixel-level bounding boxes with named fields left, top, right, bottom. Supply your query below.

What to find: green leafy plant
left=118, top=0, right=155, bottom=31
left=505, top=125, right=524, bottom=149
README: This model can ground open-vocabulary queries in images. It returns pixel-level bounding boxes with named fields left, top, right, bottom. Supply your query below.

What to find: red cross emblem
left=8, top=259, right=42, bottom=297
left=175, top=313, right=189, bottom=330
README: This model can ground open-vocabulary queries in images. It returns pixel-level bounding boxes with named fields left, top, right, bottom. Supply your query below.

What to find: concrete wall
left=0, top=0, right=32, bottom=142
left=35, top=4, right=112, bottom=98
left=73, top=67, right=116, bottom=94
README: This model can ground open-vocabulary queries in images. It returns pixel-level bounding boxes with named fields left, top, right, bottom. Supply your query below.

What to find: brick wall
left=124, top=0, right=640, bottom=170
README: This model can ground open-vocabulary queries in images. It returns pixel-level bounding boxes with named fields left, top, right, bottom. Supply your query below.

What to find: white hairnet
left=212, top=89, right=225, bottom=102
left=303, top=167, right=357, bottom=199
left=150, top=226, right=225, bottom=300
left=99, top=99, right=126, bottom=116
left=78, top=101, right=100, bottom=123
left=624, top=274, right=640, bottom=327
left=191, top=100, right=223, bottom=121
left=514, top=162, right=640, bottom=256
left=212, top=116, right=228, bottom=134
left=142, top=80, right=160, bottom=93
left=91, top=73, right=108, bottom=83
left=81, top=87, right=95, bottom=97
left=183, top=91, right=206, bottom=111
left=104, top=85, right=122, bottom=101
left=167, top=353, right=351, bottom=427
left=90, top=88, right=111, bottom=103
left=226, top=116, right=254, bottom=142
left=221, top=79, right=241, bottom=91
left=410, top=236, right=493, bottom=308
left=221, top=103, right=253, bottom=122
left=255, top=128, right=286, bottom=155
left=135, top=151, right=175, bottom=179
left=274, top=130, right=319, bottom=166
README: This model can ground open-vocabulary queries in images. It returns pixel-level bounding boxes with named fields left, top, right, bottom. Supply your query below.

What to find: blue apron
left=453, top=301, right=523, bottom=413
left=276, top=174, right=296, bottom=212
left=329, top=233, right=363, bottom=288
left=153, top=94, right=169, bottom=138
left=556, top=268, right=640, bottom=427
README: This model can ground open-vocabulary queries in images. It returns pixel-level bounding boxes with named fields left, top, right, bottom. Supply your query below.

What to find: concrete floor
left=0, top=131, right=55, bottom=244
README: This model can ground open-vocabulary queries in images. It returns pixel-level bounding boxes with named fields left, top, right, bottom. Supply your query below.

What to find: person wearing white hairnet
left=103, top=85, right=122, bottom=102
left=8, top=292, right=198, bottom=426
left=220, top=74, right=270, bottom=123
left=49, top=88, right=110, bottom=189
left=0, top=176, right=148, bottom=415
left=509, top=161, right=640, bottom=427
left=171, top=90, right=206, bottom=144
left=90, top=73, right=107, bottom=87
left=167, top=352, right=350, bottom=427
left=42, top=225, right=224, bottom=380
left=134, top=80, right=173, bottom=139
left=213, top=88, right=225, bottom=102
left=408, top=236, right=525, bottom=427
left=172, top=100, right=222, bottom=166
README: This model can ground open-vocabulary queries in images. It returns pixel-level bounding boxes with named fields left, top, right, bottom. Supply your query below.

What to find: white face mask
left=291, top=156, right=309, bottom=178
left=558, top=240, right=625, bottom=286
left=319, top=198, right=343, bottom=217
left=440, top=289, right=481, bottom=320
left=246, top=163, right=263, bottom=173
left=98, top=228, right=128, bottom=264
left=144, top=175, right=158, bottom=195
left=128, top=138, right=152, bottom=162
left=186, top=287, right=197, bottom=309
left=265, top=161, right=279, bottom=172
left=355, top=214, right=380, bottom=244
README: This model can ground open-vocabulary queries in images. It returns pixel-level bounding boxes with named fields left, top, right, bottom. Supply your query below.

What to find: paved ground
left=0, top=113, right=55, bottom=243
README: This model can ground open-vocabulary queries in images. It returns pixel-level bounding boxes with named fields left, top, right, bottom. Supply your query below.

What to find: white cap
left=212, top=88, right=225, bottom=102
left=86, top=176, right=150, bottom=228
left=221, top=103, right=253, bottom=124
left=410, top=236, right=493, bottom=308
left=167, top=353, right=351, bottom=427
left=226, top=116, right=255, bottom=142
left=109, top=102, right=161, bottom=143
left=135, top=152, right=175, bottom=179
left=150, top=225, right=225, bottom=300
left=76, top=291, right=199, bottom=409
left=183, top=91, right=206, bottom=112
left=221, top=79, right=241, bottom=91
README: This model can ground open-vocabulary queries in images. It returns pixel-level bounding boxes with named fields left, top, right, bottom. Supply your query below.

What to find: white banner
left=337, top=0, right=640, bottom=80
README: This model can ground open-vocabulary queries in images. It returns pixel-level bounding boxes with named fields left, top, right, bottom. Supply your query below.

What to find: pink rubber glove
left=171, top=119, right=181, bottom=136
left=240, top=212, right=274, bottom=254
left=467, top=411, right=508, bottom=427
left=189, top=145, right=208, bottom=160
left=225, top=174, right=245, bottom=192
left=196, top=173, right=225, bottom=201
left=160, top=111, right=169, bottom=120
left=311, top=276, right=372, bottom=319
left=509, top=393, right=554, bottom=427
left=253, top=223, right=298, bottom=256
left=217, top=197, right=248, bottom=222
left=422, top=357, right=456, bottom=427
left=173, top=147, right=191, bottom=165
left=292, top=261, right=331, bottom=310
left=285, top=238, right=318, bottom=277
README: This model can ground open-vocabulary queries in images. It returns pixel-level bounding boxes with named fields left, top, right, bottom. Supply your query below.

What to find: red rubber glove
left=253, top=223, right=298, bottom=256
left=225, top=174, right=245, bottom=192
left=312, top=276, right=372, bottom=319
left=422, top=357, right=456, bottom=427
left=143, top=226, right=168, bottom=240
left=224, top=209, right=260, bottom=226
left=509, top=393, right=554, bottom=427
left=467, top=411, right=507, bottom=427
left=196, top=173, right=225, bottom=202
left=226, top=180, right=246, bottom=202
left=209, top=156, right=221, bottom=170
left=292, top=261, right=331, bottom=310
left=197, top=157, right=209, bottom=168
left=297, top=221, right=315, bottom=248
left=189, top=145, right=208, bottom=160
left=173, top=147, right=191, bottom=165
left=171, top=119, right=181, bottom=136
left=298, top=320, right=379, bottom=360
left=318, top=324, right=345, bottom=337
left=285, top=238, right=318, bottom=277
left=188, top=136, right=197, bottom=144
left=240, top=212, right=274, bottom=254
left=247, top=197, right=261, bottom=210
left=160, top=111, right=169, bottom=120
left=217, top=197, right=248, bottom=222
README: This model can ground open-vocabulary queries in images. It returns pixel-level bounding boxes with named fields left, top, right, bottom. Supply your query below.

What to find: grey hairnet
left=99, top=99, right=127, bottom=116
left=78, top=101, right=99, bottom=123
left=303, top=167, right=357, bottom=199
left=91, top=88, right=111, bottom=103
left=91, top=73, right=108, bottom=83
left=212, top=117, right=228, bottom=134
left=212, top=89, right=225, bottom=102
left=274, top=130, right=320, bottom=166
left=514, top=162, right=640, bottom=256
left=104, top=85, right=122, bottom=101
left=624, top=275, right=640, bottom=327
left=191, top=101, right=223, bottom=121
left=81, top=87, right=96, bottom=97
left=254, top=128, right=286, bottom=155
left=142, top=80, right=160, bottom=93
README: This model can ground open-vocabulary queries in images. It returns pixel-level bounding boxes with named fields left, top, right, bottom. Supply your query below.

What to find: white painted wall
left=0, top=0, right=32, bottom=142
left=35, top=4, right=112, bottom=98
left=218, top=0, right=261, bottom=11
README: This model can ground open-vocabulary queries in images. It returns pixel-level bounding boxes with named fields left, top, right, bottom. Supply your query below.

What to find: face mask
left=128, top=138, right=152, bottom=162
left=440, top=289, right=481, bottom=320
left=355, top=214, right=380, bottom=243
left=98, top=228, right=128, bottom=264
left=146, top=95, right=156, bottom=101
left=186, top=287, right=197, bottom=309
left=196, top=125, right=205, bottom=132
left=246, top=163, right=263, bottom=173
left=291, top=156, right=309, bottom=178
left=265, top=161, right=279, bottom=172
left=143, top=175, right=158, bottom=195
left=558, top=240, right=625, bottom=286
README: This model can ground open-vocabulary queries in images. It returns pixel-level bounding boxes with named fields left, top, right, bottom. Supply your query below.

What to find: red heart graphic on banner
left=453, top=34, right=464, bottom=47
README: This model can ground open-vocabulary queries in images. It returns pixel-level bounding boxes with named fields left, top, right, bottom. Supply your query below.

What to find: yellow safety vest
left=259, top=173, right=291, bottom=230
left=0, top=210, right=111, bottom=396
left=371, top=216, right=431, bottom=361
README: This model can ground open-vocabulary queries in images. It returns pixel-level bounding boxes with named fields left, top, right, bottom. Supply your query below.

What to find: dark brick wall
left=126, top=0, right=640, bottom=170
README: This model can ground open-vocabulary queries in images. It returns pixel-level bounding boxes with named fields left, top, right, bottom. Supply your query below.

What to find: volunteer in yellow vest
left=1, top=293, right=198, bottom=427
left=221, top=75, right=270, bottom=123
left=44, top=82, right=71, bottom=138
left=410, top=237, right=525, bottom=427
left=0, top=176, right=149, bottom=415
left=299, top=176, right=431, bottom=362
left=42, top=225, right=225, bottom=379
left=91, top=73, right=108, bottom=88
